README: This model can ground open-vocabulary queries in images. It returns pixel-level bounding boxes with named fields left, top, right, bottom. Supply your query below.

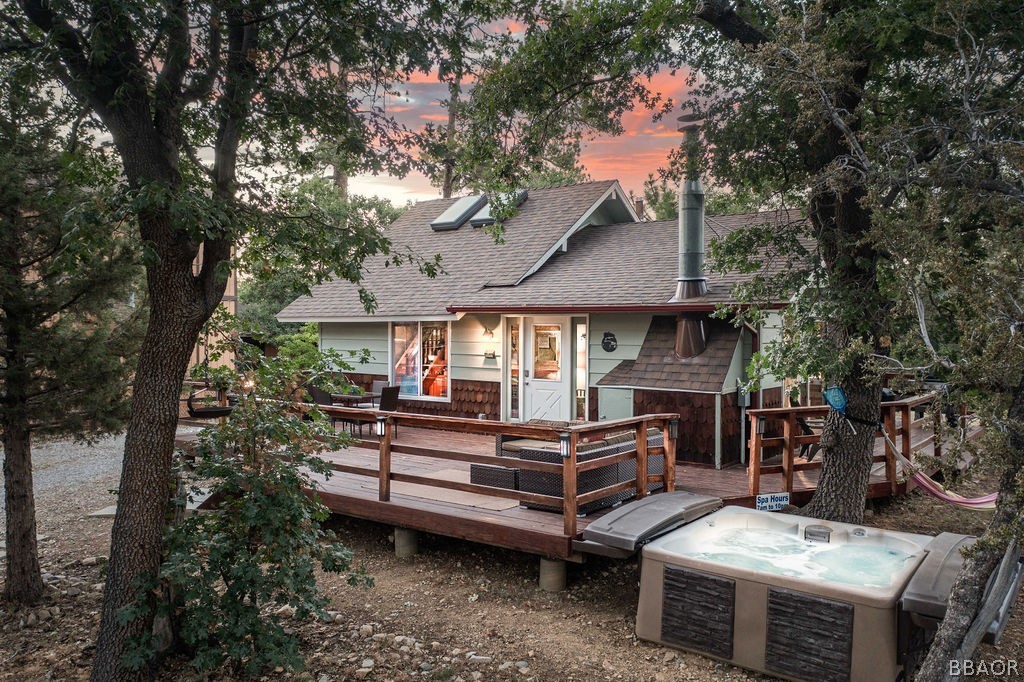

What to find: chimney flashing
left=674, top=313, right=707, bottom=358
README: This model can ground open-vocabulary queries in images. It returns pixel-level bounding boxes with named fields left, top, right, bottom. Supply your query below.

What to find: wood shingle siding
left=634, top=390, right=720, bottom=466
left=399, top=380, right=502, bottom=420
left=598, top=317, right=741, bottom=393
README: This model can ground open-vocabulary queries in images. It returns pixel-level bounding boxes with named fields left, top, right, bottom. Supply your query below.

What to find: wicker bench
left=470, top=421, right=666, bottom=516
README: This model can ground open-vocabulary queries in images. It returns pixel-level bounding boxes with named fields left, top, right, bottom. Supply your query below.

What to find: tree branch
left=694, top=0, right=769, bottom=46
left=17, top=0, right=97, bottom=103
left=182, top=9, right=223, bottom=104
left=153, top=0, right=190, bottom=137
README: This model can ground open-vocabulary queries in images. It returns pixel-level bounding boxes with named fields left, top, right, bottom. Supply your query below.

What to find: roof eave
left=447, top=302, right=787, bottom=315
left=277, top=313, right=461, bottom=323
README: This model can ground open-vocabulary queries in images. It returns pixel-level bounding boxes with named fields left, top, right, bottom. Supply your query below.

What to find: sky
left=347, top=70, right=690, bottom=206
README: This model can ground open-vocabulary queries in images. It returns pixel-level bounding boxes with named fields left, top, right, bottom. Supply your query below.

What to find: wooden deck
left=309, top=419, right=670, bottom=563
left=289, top=394, right=975, bottom=563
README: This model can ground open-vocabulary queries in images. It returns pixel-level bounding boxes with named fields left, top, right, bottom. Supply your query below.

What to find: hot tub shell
left=636, top=507, right=932, bottom=682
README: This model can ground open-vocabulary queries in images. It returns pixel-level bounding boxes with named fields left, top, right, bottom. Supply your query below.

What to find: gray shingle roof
left=277, top=180, right=622, bottom=321
left=597, top=316, right=741, bottom=393
left=451, top=209, right=804, bottom=310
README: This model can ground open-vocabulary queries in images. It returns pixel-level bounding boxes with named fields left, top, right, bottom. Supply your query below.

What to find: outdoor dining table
left=330, top=391, right=381, bottom=408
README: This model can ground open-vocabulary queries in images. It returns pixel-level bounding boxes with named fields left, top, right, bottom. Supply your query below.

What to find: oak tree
left=4, top=0, right=484, bottom=676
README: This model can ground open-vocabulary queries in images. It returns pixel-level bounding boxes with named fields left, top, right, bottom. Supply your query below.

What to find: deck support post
left=394, top=527, right=418, bottom=558
left=539, top=557, right=566, bottom=592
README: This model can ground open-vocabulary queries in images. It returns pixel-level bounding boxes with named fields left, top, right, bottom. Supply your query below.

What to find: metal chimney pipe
left=670, top=113, right=707, bottom=301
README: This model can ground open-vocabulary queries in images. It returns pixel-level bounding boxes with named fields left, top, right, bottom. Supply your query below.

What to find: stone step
left=88, top=488, right=214, bottom=519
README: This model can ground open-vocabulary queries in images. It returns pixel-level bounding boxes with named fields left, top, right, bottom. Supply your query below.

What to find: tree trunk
left=800, top=374, right=881, bottom=523
left=914, top=381, right=1024, bottom=680
left=799, top=153, right=887, bottom=523
left=2, top=419, right=44, bottom=605
left=1, top=317, right=45, bottom=606
left=332, top=162, right=348, bottom=203
left=90, top=253, right=213, bottom=681
left=441, top=79, right=461, bottom=199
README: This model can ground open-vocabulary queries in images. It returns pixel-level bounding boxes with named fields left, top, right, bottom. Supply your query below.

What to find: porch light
left=559, top=432, right=571, bottom=458
left=668, top=418, right=679, bottom=440
left=376, top=415, right=386, bottom=437
left=482, top=326, right=497, bottom=359
left=756, top=415, right=766, bottom=435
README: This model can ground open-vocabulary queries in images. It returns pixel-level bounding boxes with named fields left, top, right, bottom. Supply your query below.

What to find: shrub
left=161, top=347, right=369, bottom=675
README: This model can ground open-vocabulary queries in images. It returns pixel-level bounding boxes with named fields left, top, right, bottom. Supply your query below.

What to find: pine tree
left=0, top=70, right=143, bottom=605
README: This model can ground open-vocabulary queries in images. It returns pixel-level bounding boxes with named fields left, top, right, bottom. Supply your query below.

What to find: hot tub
left=636, top=506, right=932, bottom=682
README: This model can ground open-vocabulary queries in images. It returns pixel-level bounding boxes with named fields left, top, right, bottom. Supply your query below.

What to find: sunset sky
left=348, top=70, right=690, bottom=206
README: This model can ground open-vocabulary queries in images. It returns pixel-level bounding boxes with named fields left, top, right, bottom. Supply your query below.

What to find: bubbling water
left=686, top=527, right=913, bottom=588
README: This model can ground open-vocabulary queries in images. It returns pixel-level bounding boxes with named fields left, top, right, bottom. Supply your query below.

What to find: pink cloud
left=405, top=69, right=441, bottom=84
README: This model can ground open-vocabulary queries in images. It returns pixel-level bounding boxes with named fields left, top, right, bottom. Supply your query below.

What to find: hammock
left=890, top=446, right=997, bottom=510
left=825, top=384, right=997, bottom=510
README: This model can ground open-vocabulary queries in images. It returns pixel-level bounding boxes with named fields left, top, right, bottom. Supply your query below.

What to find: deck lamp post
left=756, top=415, right=767, bottom=435
left=376, top=415, right=386, bottom=437
left=559, top=432, right=571, bottom=458
left=668, top=418, right=679, bottom=440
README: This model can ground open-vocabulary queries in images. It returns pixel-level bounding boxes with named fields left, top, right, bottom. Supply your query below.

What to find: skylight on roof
left=430, top=195, right=488, bottom=231
left=469, top=189, right=528, bottom=227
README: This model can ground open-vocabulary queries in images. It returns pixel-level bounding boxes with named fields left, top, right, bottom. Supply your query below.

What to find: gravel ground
left=1, top=433, right=1021, bottom=681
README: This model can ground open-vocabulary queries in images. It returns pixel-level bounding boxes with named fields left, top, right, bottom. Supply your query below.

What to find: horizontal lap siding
left=588, top=314, right=651, bottom=385
left=320, top=322, right=389, bottom=376
left=451, top=315, right=502, bottom=384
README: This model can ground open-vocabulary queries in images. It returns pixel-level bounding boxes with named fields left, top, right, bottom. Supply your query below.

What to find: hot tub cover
left=581, top=491, right=723, bottom=551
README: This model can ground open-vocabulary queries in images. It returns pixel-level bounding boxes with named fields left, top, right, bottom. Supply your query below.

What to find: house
left=277, top=179, right=799, bottom=468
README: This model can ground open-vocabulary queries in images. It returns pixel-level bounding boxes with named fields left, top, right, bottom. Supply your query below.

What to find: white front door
left=523, top=316, right=571, bottom=422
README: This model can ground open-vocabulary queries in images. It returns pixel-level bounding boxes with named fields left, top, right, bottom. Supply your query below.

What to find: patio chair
left=377, top=385, right=401, bottom=437
left=356, top=379, right=389, bottom=408
left=306, top=385, right=352, bottom=433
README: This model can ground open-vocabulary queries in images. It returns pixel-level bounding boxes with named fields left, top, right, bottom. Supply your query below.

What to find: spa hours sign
left=755, top=492, right=790, bottom=512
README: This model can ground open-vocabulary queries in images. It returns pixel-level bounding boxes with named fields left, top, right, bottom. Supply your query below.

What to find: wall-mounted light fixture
left=483, top=325, right=497, bottom=359
left=376, top=415, right=386, bottom=437
left=559, top=432, right=571, bottom=458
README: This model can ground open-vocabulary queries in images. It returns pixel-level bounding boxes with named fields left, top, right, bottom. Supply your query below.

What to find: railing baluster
left=562, top=431, right=578, bottom=537
left=635, top=420, right=648, bottom=499
left=782, top=416, right=794, bottom=493
left=748, top=413, right=762, bottom=496
left=884, top=407, right=898, bottom=494
left=662, top=419, right=677, bottom=492
left=378, top=417, right=392, bottom=502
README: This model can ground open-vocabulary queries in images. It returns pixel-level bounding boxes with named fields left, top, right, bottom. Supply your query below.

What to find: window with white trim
left=392, top=322, right=450, bottom=399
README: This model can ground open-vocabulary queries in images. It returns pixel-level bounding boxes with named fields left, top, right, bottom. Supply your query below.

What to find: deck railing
left=745, top=391, right=953, bottom=497
left=314, top=406, right=678, bottom=537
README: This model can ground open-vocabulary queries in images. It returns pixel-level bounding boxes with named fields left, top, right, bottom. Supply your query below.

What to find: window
left=392, top=322, right=450, bottom=399
left=532, top=324, right=561, bottom=381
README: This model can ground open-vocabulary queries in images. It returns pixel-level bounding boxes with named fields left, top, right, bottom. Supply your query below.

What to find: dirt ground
left=1, top=434, right=1021, bottom=681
